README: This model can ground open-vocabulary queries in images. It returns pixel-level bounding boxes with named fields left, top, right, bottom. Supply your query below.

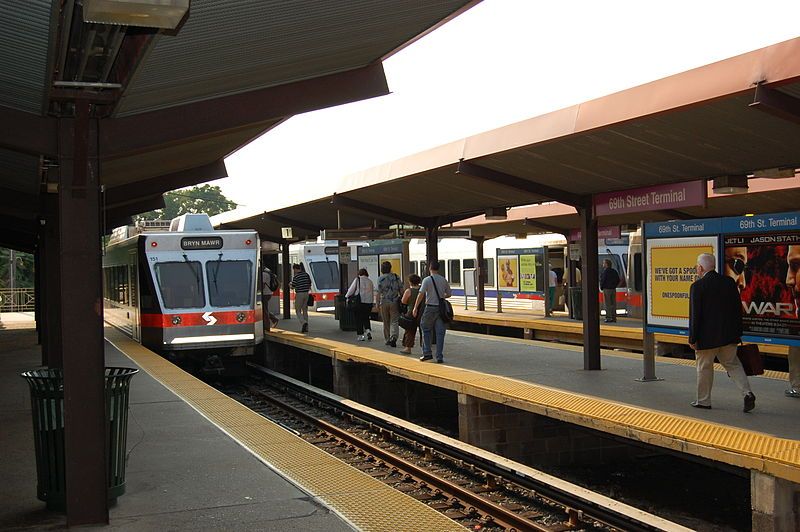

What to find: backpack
left=264, top=269, right=279, bottom=292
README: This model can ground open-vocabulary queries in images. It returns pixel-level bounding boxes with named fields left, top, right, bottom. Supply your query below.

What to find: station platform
left=271, top=312, right=800, bottom=481
left=450, top=307, right=791, bottom=359
left=1, top=324, right=464, bottom=531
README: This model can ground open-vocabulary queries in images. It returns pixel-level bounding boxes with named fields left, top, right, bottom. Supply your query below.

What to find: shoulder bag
left=346, top=278, right=361, bottom=311
left=736, top=343, right=763, bottom=376
left=430, top=275, right=454, bottom=324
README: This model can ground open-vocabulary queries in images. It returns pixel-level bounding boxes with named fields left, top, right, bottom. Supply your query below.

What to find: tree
left=136, top=185, right=237, bottom=221
left=0, top=248, right=35, bottom=289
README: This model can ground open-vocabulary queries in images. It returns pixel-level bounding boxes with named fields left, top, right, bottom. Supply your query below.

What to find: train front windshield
left=206, top=260, right=253, bottom=307
left=154, top=261, right=205, bottom=309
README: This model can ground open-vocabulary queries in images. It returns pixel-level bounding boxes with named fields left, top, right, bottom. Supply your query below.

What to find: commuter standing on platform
left=377, top=261, right=403, bottom=347
left=289, top=263, right=311, bottom=333
left=548, top=268, right=558, bottom=310
left=261, top=265, right=280, bottom=330
left=413, top=261, right=451, bottom=363
left=689, top=253, right=756, bottom=411
left=599, top=259, right=620, bottom=323
left=783, top=245, right=800, bottom=398
left=345, top=268, right=376, bottom=341
left=399, top=274, right=422, bottom=355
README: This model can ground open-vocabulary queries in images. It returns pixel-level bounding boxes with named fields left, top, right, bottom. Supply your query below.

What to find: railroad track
left=227, top=365, right=689, bottom=532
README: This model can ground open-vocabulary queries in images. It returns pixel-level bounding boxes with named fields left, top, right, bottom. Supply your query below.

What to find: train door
left=129, top=249, right=141, bottom=341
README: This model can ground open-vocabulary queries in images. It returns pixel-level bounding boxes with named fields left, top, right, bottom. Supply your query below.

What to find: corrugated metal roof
left=0, top=1, right=52, bottom=113
left=115, top=0, right=473, bottom=116
left=0, top=148, right=40, bottom=194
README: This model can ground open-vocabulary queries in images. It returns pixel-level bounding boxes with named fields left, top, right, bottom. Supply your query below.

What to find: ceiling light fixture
left=83, top=0, right=190, bottom=29
left=712, top=175, right=749, bottom=195
left=485, top=207, right=507, bottom=221
left=752, top=167, right=796, bottom=179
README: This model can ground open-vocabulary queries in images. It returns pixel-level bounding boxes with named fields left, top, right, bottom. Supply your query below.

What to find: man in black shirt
left=599, top=259, right=620, bottom=323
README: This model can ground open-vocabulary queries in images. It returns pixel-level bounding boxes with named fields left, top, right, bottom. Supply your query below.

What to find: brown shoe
left=399, top=347, right=411, bottom=354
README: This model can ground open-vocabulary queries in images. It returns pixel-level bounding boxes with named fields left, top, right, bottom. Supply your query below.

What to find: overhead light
left=712, top=175, right=748, bottom=195
left=752, top=167, right=796, bottom=179
left=485, top=207, right=507, bottom=221
left=83, top=0, right=190, bottom=29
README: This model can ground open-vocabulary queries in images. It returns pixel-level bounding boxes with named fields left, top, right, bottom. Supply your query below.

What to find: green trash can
left=569, top=287, right=583, bottom=321
left=334, top=295, right=358, bottom=332
left=21, top=367, right=139, bottom=511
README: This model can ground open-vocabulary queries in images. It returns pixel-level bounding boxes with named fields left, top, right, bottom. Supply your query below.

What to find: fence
left=0, top=288, right=35, bottom=312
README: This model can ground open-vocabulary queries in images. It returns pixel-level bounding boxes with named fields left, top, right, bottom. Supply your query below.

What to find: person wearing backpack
left=412, top=261, right=452, bottom=363
left=261, top=265, right=279, bottom=330
left=377, top=261, right=403, bottom=347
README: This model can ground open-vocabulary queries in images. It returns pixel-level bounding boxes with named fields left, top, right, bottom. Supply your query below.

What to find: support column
left=580, top=207, right=601, bottom=370
left=58, top=102, right=108, bottom=525
left=751, top=471, right=798, bottom=532
left=425, top=225, right=439, bottom=270
left=544, top=246, right=552, bottom=317
left=34, top=242, right=41, bottom=345
left=42, top=191, right=62, bottom=367
left=472, top=236, right=485, bottom=311
left=638, top=222, right=661, bottom=381
left=282, top=242, right=291, bottom=319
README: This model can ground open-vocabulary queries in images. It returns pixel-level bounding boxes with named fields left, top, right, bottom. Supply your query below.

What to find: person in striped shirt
left=290, top=263, right=312, bottom=333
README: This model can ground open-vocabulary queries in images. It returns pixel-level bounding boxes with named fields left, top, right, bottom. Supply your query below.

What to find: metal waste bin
left=21, top=367, right=139, bottom=510
left=334, top=295, right=358, bottom=331
left=568, top=287, right=583, bottom=321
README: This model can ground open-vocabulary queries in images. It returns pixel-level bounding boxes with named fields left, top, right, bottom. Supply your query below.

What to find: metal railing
left=0, top=288, right=35, bottom=312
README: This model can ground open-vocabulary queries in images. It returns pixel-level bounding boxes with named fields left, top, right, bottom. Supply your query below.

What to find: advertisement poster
left=498, top=256, right=519, bottom=291
left=382, top=253, right=403, bottom=280
left=519, top=255, right=538, bottom=292
left=646, top=236, right=717, bottom=328
left=724, top=233, right=800, bottom=338
left=358, top=254, right=379, bottom=281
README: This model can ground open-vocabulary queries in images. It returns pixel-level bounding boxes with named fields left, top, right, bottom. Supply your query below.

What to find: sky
left=215, top=0, right=800, bottom=215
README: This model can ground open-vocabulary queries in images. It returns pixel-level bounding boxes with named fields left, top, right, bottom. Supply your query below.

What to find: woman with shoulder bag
left=399, top=274, right=422, bottom=354
left=345, top=269, right=376, bottom=341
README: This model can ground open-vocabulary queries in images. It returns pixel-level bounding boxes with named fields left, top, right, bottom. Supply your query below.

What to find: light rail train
left=103, top=214, right=262, bottom=374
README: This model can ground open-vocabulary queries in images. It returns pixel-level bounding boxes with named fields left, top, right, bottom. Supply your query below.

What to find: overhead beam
left=262, top=212, right=320, bottom=233
left=102, top=63, right=390, bottom=158
left=0, top=106, right=57, bottom=156
left=104, top=159, right=227, bottom=206
left=523, top=218, right=569, bottom=237
left=749, top=84, right=800, bottom=124
left=331, top=193, right=430, bottom=227
left=658, top=209, right=691, bottom=220
left=457, top=160, right=590, bottom=208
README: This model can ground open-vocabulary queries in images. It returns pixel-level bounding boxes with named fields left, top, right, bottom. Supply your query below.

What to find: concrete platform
left=293, top=312, right=799, bottom=441
left=0, top=328, right=353, bottom=531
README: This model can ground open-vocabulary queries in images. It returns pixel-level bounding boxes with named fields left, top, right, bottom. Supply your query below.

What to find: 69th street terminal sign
left=594, top=180, right=706, bottom=217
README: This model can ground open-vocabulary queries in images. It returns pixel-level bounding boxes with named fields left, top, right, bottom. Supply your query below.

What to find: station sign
left=594, top=180, right=706, bottom=217
left=568, top=226, right=620, bottom=242
left=644, top=218, right=722, bottom=238
left=181, top=236, right=223, bottom=250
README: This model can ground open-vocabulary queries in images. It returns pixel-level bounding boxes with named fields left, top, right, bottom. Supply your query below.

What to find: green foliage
left=0, top=248, right=35, bottom=289
left=136, top=185, right=237, bottom=221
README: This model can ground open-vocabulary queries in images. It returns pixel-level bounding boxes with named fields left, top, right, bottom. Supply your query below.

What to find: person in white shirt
left=548, top=268, right=558, bottom=311
left=345, top=269, right=376, bottom=341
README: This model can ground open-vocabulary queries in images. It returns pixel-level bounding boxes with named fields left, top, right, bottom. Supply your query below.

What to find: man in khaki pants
left=689, top=253, right=755, bottom=412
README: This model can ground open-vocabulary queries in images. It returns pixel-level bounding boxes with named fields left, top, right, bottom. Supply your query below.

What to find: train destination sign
left=181, top=236, right=223, bottom=250
left=594, top=180, right=706, bottom=217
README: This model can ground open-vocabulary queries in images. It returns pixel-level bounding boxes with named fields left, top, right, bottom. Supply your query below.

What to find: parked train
left=280, top=233, right=642, bottom=317
left=103, top=214, right=262, bottom=374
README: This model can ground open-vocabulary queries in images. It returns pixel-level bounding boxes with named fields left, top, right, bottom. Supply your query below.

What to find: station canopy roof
left=218, top=37, right=800, bottom=243
left=0, top=0, right=480, bottom=251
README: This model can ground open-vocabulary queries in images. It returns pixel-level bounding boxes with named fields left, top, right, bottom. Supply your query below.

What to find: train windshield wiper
left=182, top=254, right=201, bottom=287
left=211, top=253, right=223, bottom=292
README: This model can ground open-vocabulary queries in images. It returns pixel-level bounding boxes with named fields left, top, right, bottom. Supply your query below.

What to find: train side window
left=309, top=261, right=339, bottom=290
left=420, top=261, right=427, bottom=277
left=633, top=252, right=643, bottom=292
left=449, top=260, right=461, bottom=285
left=482, top=258, right=494, bottom=286
left=206, top=260, right=253, bottom=307
left=155, top=261, right=205, bottom=309
left=411, top=261, right=418, bottom=275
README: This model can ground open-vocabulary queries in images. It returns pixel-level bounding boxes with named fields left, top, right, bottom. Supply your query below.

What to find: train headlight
left=172, top=315, right=182, bottom=325
left=236, top=312, right=246, bottom=322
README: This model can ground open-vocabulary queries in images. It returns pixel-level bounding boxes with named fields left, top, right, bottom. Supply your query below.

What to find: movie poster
left=498, top=256, right=519, bottom=291
left=724, top=233, right=800, bottom=338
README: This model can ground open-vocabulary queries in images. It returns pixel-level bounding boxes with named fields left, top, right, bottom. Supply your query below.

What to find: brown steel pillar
left=42, top=193, right=62, bottom=367
left=472, top=236, right=486, bottom=311
left=425, top=225, right=439, bottom=271
left=337, top=240, right=348, bottom=295
left=58, top=101, right=108, bottom=525
left=580, top=206, right=601, bottom=370
left=34, top=241, right=41, bottom=345
left=282, top=242, right=291, bottom=319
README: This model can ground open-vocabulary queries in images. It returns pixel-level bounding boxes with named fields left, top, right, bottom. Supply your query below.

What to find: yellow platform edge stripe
left=104, top=328, right=464, bottom=532
left=267, top=329, right=800, bottom=484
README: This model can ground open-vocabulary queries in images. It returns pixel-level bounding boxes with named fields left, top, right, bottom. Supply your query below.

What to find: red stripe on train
left=141, top=310, right=256, bottom=328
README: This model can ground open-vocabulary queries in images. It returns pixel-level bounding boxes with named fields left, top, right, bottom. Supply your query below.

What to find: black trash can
left=568, top=287, right=583, bottom=321
left=334, top=295, right=358, bottom=331
left=21, top=367, right=139, bottom=511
